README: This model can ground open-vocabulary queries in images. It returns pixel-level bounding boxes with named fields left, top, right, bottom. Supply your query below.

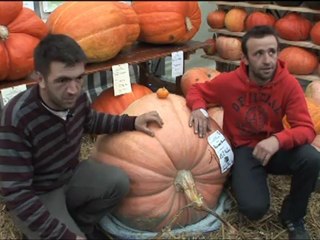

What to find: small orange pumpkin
left=180, top=67, right=220, bottom=96
left=278, top=47, right=318, bottom=75
left=275, top=12, right=312, bottom=41
left=224, top=8, right=247, bottom=32
left=216, top=36, right=242, bottom=60
left=0, top=2, right=48, bottom=81
left=132, top=1, right=201, bottom=44
left=245, top=11, right=276, bottom=31
left=156, top=87, right=169, bottom=99
left=91, top=83, right=152, bottom=115
left=207, top=10, right=226, bottom=29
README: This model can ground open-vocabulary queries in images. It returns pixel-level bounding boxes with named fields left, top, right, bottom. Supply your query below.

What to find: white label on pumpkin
left=112, top=63, right=132, bottom=96
left=171, top=51, right=184, bottom=78
left=0, top=84, right=27, bottom=108
left=207, top=130, right=234, bottom=174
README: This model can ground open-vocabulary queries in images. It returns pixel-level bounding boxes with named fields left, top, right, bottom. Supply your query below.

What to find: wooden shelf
left=202, top=54, right=320, bottom=82
left=214, top=1, right=320, bottom=14
left=209, top=28, right=320, bottom=51
left=0, top=40, right=209, bottom=90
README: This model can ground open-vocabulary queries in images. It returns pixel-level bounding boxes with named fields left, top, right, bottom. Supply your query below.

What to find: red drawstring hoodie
left=186, top=59, right=316, bottom=149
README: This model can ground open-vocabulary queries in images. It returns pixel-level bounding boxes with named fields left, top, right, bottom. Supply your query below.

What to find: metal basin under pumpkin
left=92, top=93, right=230, bottom=231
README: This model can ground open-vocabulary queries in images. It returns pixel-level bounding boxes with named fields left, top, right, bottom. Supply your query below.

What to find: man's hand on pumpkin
left=135, top=111, right=164, bottom=137
left=189, top=108, right=211, bottom=138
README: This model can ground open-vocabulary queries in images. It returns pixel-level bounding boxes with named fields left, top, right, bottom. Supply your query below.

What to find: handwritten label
left=0, top=85, right=27, bottom=108
left=207, top=130, right=234, bottom=174
left=112, top=63, right=132, bottom=96
left=171, top=51, right=184, bottom=78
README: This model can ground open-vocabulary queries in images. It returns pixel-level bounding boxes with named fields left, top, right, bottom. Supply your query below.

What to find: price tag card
left=112, top=63, right=132, bottom=96
left=207, top=130, right=234, bottom=174
left=0, top=84, right=27, bottom=108
left=171, top=51, right=184, bottom=78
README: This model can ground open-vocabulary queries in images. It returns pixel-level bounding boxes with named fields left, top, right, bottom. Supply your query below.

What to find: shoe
left=85, top=225, right=114, bottom=240
left=280, top=218, right=311, bottom=240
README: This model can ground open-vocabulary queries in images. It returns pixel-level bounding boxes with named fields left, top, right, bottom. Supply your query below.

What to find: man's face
left=243, top=35, right=278, bottom=85
left=39, top=61, right=85, bottom=110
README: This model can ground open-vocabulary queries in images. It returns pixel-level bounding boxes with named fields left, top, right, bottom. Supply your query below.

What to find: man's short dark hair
left=241, top=25, right=280, bottom=57
left=34, top=34, right=88, bottom=78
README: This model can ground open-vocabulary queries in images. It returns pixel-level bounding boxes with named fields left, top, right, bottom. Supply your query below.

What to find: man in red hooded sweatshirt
left=186, top=25, right=320, bottom=240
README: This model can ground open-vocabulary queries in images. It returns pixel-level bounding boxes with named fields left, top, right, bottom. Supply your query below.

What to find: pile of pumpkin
left=0, top=1, right=202, bottom=81
left=204, top=7, right=320, bottom=76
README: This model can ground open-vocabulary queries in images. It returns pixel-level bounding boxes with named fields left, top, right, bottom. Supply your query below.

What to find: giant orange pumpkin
left=310, top=21, right=320, bottom=45
left=0, top=1, right=48, bottom=81
left=216, top=36, right=242, bottom=60
left=92, top=93, right=230, bottom=231
left=91, top=83, right=152, bottom=115
left=275, top=12, right=312, bottom=41
left=132, top=1, right=201, bottom=44
left=46, top=2, right=128, bottom=63
left=180, top=67, right=220, bottom=96
left=279, top=47, right=318, bottom=75
left=224, top=8, right=247, bottom=32
left=113, top=2, right=140, bottom=48
left=245, top=11, right=276, bottom=31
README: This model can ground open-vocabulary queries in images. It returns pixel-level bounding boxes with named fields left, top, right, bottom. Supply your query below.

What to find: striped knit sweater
left=0, top=85, right=136, bottom=239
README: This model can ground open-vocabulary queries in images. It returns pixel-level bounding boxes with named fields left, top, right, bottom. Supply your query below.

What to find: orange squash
left=305, top=81, right=320, bottom=105
left=132, top=1, right=201, bottom=44
left=283, top=97, right=320, bottom=134
left=279, top=47, right=318, bottom=75
left=224, top=8, right=247, bottom=32
left=113, top=2, right=140, bottom=48
left=310, top=21, right=320, bottom=45
left=156, top=87, right=169, bottom=99
left=46, top=2, right=128, bottom=63
left=180, top=67, right=220, bottom=96
left=275, top=12, right=312, bottom=41
left=216, top=36, right=242, bottom=60
left=245, top=11, right=276, bottom=31
left=93, top=93, right=229, bottom=231
left=0, top=1, right=48, bottom=81
left=91, top=83, right=152, bottom=115
left=207, top=10, right=226, bottom=29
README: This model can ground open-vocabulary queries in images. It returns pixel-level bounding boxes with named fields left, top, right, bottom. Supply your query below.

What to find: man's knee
left=238, top=201, right=269, bottom=221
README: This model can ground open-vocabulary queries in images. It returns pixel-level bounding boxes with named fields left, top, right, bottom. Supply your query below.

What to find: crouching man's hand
left=135, top=111, right=164, bottom=137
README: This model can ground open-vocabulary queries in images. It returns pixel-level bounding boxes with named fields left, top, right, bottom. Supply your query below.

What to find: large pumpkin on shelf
left=224, top=8, right=247, bottom=32
left=180, top=67, right=220, bottom=96
left=310, top=21, right=320, bottom=45
left=275, top=12, right=312, bottom=41
left=91, top=83, right=152, bottom=115
left=0, top=1, right=48, bottom=81
left=46, top=2, right=128, bottom=63
left=92, top=93, right=230, bottom=231
left=131, top=1, right=201, bottom=44
left=245, top=11, right=276, bottom=31
left=216, top=36, right=242, bottom=60
left=278, top=47, right=318, bottom=75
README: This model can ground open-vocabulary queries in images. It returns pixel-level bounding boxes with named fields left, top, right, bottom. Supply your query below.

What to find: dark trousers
left=11, top=160, right=129, bottom=239
left=231, top=144, right=320, bottom=222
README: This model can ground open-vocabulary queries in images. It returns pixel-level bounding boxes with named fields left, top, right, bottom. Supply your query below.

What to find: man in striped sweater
left=0, top=34, right=164, bottom=240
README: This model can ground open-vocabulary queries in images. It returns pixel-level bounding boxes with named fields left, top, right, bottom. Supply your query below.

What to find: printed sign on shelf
left=112, top=63, right=132, bottom=96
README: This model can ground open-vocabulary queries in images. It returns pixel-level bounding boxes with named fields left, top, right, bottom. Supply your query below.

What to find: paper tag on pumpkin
left=207, top=130, right=234, bottom=174
left=112, top=63, right=132, bottom=96
left=171, top=51, right=184, bottom=78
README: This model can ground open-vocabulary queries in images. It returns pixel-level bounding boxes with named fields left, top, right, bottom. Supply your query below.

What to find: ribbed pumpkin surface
left=46, top=2, right=127, bottom=63
left=0, top=1, right=48, bottom=80
left=93, top=93, right=229, bottom=231
left=132, top=1, right=201, bottom=44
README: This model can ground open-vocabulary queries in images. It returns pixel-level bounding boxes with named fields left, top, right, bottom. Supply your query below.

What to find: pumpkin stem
left=0, top=25, right=9, bottom=41
left=185, top=17, right=193, bottom=31
left=174, top=170, right=203, bottom=208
